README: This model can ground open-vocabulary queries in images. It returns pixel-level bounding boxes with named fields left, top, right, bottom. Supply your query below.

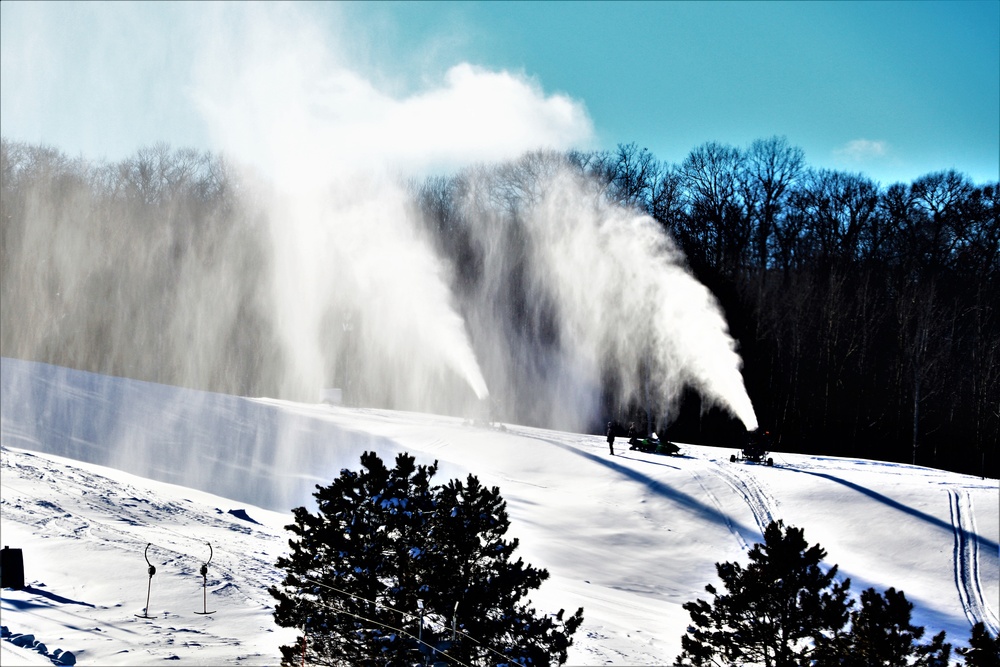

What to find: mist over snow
left=442, top=160, right=758, bottom=431
left=169, top=2, right=756, bottom=429
left=0, top=358, right=997, bottom=665
left=0, top=2, right=758, bottom=432
left=522, top=168, right=757, bottom=430
left=187, top=2, right=591, bottom=406
left=236, top=170, right=491, bottom=405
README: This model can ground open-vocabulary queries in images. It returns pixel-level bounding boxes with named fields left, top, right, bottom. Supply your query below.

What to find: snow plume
left=261, top=175, right=490, bottom=405
left=447, top=157, right=758, bottom=432
left=2, top=3, right=757, bottom=430
left=190, top=3, right=591, bottom=406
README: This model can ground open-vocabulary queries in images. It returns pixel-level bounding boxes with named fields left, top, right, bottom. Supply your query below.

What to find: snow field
left=1, top=357, right=997, bottom=664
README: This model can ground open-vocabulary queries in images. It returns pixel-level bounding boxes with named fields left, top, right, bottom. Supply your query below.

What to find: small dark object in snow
left=2, top=546, right=25, bottom=589
left=227, top=509, right=261, bottom=525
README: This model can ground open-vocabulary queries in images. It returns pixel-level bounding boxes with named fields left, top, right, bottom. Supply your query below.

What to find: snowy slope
left=1, top=357, right=997, bottom=665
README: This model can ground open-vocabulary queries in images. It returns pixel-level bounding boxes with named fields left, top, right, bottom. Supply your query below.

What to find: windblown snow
left=1, top=357, right=997, bottom=664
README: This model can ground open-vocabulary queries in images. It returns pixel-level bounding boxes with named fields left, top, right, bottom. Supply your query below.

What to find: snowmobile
left=629, top=433, right=682, bottom=456
left=730, top=429, right=774, bottom=466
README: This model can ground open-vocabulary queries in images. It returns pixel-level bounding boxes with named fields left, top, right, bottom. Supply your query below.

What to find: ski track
left=685, top=467, right=750, bottom=551
left=948, top=488, right=1000, bottom=636
left=709, top=461, right=778, bottom=539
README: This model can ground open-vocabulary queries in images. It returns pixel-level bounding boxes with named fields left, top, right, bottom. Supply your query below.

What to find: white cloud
left=192, top=4, right=594, bottom=183
left=833, top=138, right=889, bottom=163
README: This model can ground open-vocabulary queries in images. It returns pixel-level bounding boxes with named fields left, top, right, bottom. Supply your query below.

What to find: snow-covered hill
left=1, top=357, right=997, bottom=664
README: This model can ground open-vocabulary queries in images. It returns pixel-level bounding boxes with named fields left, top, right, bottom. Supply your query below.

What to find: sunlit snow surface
left=1, top=357, right=997, bottom=665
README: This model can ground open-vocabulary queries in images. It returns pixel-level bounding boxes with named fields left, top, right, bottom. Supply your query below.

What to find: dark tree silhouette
left=678, top=522, right=958, bottom=667
left=270, top=451, right=583, bottom=666
left=815, top=587, right=951, bottom=666
left=677, top=520, right=851, bottom=666
left=957, top=622, right=1000, bottom=667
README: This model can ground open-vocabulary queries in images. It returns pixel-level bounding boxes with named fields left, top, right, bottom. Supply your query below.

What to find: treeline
left=0, top=139, right=285, bottom=396
left=1, top=137, right=996, bottom=476
left=573, top=139, right=998, bottom=476
left=413, top=139, right=998, bottom=476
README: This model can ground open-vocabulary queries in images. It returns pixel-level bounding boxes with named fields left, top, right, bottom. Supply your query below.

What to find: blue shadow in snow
left=614, top=453, right=682, bottom=470
left=227, top=508, right=262, bottom=525
left=5, top=586, right=96, bottom=608
left=783, top=468, right=1000, bottom=553
left=525, top=434, right=760, bottom=538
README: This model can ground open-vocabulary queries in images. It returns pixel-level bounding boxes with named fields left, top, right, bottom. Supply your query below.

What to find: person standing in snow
left=607, top=422, right=615, bottom=456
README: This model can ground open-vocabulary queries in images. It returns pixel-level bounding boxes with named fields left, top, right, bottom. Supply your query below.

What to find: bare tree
left=610, top=142, right=657, bottom=211
left=744, top=136, right=804, bottom=271
left=680, top=141, right=748, bottom=273
left=910, top=170, right=975, bottom=270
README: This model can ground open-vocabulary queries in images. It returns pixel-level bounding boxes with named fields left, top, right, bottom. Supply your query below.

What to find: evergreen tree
left=270, top=450, right=437, bottom=665
left=957, top=622, right=1000, bottom=667
left=677, top=520, right=851, bottom=667
left=677, top=521, right=961, bottom=667
left=815, top=587, right=951, bottom=666
left=421, top=474, right=583, bottom=665
left=270, top=451, right=582, bottom=666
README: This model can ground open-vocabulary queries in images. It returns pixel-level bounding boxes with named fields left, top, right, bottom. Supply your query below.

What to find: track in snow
left=710, top=462, right=779, bottom=539
left=948, top=489, right=1000, bottom=636
left=685, top=467, right=750, bottom=551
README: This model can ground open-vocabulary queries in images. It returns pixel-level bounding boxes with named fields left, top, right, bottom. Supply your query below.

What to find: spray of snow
left=191, top=4, right=597, bottom=404
left=189, top=5, right=755, bottom=428
left=529, top=170, right=758, bottom=431
left=450, top=162, right=757, bottom=431
left=3, top=2, right=755, bottom=431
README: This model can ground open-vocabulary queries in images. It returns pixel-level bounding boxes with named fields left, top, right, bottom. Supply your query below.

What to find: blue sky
left=2, top=1, right=997, bottom=186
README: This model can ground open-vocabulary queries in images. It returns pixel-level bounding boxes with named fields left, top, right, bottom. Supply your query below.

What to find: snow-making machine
left=730, top=429, right=774, bottom=466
